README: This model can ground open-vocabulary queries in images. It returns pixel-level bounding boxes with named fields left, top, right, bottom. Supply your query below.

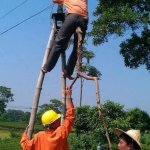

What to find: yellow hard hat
left=41, top=110, right=61, bottom=126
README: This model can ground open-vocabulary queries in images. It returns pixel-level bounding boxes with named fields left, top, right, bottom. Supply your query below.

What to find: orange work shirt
left=53, top=0, right=88, bottom=19
left=20, top=100, right=75, bottom=150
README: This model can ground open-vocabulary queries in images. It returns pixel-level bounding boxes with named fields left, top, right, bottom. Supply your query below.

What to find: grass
left=0, top=121, right=42, bottom=148
left=0, top=137, right=22, bottom=150
left=0, top=129, right=11, bottom=139
left=0, top=121, right=42, bottom=131
left=0, top=128, right=22, bottom=150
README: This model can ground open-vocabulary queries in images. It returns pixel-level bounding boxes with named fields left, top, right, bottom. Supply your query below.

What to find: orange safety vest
left=20, top=101, right=75, bottom=150
left=53, top=0, right=88, bottom=19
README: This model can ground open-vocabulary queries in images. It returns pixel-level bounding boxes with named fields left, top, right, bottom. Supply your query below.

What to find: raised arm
left=60, top=86, right=75, bottom=137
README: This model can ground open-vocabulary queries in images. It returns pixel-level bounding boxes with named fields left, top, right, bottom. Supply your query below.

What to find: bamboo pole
left=27, top=3, right=66, bottom=139
left=27, top=23, right=55, bottom=139
left=76, top=27, right=112, bottom=150
left=94, top=78, right=112, bottom=150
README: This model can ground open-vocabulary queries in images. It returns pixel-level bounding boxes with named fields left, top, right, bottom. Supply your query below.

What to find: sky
left=0, top=0, right=150, bottom=115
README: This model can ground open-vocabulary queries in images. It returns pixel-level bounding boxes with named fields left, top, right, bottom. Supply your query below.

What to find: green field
left=0, top=129, right=22, bottom=150
left=0, top=129, right=11, bottom=139
left=0, top=121, right=42, bottom=150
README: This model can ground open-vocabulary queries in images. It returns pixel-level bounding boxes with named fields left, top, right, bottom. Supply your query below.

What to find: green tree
left=0, top=86, right=14, bottom=113
left=73, top=106, right=100, bottom=149
left=141, top=132, right=150, bottom=150
left=120, top=29, right=150, bottom=70
left=69, top=132, right=98, bottom=150
left=74, top=106, right=91, bottom=134
left=90, top=0, right=150, bottom=71
left=0, top=109, right=30, bottom=122
left=72, top=100, right=150, bottom=149
left=82, top=64, right=101, bottom=77
left=102, top=100, right=125, bottom=120
left=37, top=99, right=62, bottom=123
left=126, top=108, right=150, bottom=132
left=102, top=100, right=130, bottom=144
left=38, top=99, right=62, bottom=114
left=23, top=99, right=150, bottom=149
left=82, top=49, right=95, bottom=64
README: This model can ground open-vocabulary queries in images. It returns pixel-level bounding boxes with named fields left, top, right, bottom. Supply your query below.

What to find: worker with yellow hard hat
left=20, top=86, right=74, bottom=150
left=41, top=109, right=61, bottom=127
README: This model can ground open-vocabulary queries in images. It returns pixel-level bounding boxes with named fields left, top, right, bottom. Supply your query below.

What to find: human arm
left=20, top=126, right=36, bottom=150
left=58, top=86, right=75, bottom=137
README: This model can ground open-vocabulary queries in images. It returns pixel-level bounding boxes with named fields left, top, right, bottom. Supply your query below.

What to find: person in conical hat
left=115, top=128, right=142, bottom=150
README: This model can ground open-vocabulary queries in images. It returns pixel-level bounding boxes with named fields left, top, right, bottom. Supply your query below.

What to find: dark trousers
left=44, top=13, right=88, bottom=76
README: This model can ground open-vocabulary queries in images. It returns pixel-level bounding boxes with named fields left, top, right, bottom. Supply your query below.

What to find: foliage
left=0, top=136, right=22, bottom=150
left=74, top=102, right=121, bottom=148
left=69, top=132, right=98, bottom=150
left=0, top=86, right=14, bottom=113
left=82, top=49, right=95, bottom=64
left=74, top=106, right=91, bottom=134
left=120, top=29, right=150, bottom=70
left=102, top=100, right=125, bottom=119
left=0, top=109, right=30, bottom=122
left=90, top=0, right=150, bottom=71
left=141, top=133, right=150, bottom=149
left=37, top=99, right=62, bottom=123
left=74, top=100, right=150, bottom=149
left=38, top=99, right=62, bottom=114
left=0, top=128, right=22, bottom=150
left=90, top=0, right=150, bottom=44
left=0, top=100, right=150, bottom=149
left=0, top=130, right=10, bottom=139
left=82, top=64, right=102, bottom=77
left=101, top=100, right=130, bottom=142
left=81, top=49, right=101, bottom=78
left=125, top=108, right=150, bottom=132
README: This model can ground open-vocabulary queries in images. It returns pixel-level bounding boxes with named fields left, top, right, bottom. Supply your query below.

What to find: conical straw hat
left=115, top=128, right=142, bottom=149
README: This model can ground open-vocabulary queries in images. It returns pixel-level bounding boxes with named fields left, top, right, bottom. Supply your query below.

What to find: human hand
left=25, top=125, right=30, bottom=133
left=65, top=86, right=72, bottom=99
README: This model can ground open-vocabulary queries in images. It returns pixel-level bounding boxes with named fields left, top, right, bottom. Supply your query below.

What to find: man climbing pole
left=20, top=86, right=74, bottom=150
left=41, top=0, right=88, bottom=80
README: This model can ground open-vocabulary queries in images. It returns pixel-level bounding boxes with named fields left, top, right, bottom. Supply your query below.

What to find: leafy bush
left=141, top=133, right=150, bottom=150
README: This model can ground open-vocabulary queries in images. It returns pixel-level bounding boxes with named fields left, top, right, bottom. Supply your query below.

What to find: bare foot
left=41, top=67, right=47, bottom=73
left=63, top=71, right=74, bottom=80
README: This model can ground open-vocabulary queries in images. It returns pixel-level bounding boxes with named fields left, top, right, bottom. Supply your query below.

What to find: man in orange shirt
left=42, top=0, right=88, bottom=80
left=20, top=86, right=74, bottom=150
